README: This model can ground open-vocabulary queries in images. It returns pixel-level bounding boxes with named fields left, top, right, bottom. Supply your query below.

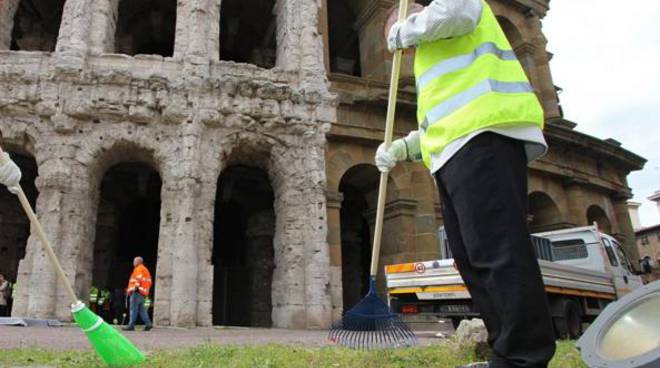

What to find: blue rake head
left=328, top=277, right=417, bottom=349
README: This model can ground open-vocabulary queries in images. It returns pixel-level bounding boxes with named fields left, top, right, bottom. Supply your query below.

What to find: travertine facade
left=0, top=0, right=646, bottom=328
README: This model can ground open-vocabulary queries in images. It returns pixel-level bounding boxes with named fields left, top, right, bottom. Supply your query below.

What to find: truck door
left=602, top=237, right=635, bottom=297
left=612, top=239, right=644, bottom=291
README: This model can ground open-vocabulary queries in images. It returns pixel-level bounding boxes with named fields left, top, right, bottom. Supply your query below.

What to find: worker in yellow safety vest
left=378, top=1, right=555, bottom=367
left=122, top=256, right=153, bottom=331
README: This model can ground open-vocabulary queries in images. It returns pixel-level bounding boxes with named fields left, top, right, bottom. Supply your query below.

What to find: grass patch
left=0, top=341, right=586, bottom=368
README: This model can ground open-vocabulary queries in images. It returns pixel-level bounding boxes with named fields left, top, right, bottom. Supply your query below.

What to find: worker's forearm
left=392, top=0, right=483, bottom=48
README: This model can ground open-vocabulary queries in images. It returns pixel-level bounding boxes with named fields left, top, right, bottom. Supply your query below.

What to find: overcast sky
left=542, top=0, right=660, bottom=228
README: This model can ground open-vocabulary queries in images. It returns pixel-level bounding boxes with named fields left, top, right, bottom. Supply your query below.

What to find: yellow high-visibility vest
left=414, top=0, right=544, bottom=168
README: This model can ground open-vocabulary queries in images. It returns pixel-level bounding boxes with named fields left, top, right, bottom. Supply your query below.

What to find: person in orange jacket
left=122, top=256, right=153, bottom=331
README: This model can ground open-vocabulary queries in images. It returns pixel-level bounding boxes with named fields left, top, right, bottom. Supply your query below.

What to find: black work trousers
left=434, top=133, right=556, bottom=368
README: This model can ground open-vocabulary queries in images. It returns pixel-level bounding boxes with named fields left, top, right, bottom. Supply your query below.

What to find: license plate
left=440, top=304, right=471, bottom=313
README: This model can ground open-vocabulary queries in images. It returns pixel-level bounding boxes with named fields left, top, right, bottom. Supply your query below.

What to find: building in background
left=634, top=191, right=660, bottom=282
left=0, top=0, right=646, bottom=328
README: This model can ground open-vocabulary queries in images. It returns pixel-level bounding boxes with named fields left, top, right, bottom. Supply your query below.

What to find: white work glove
left=0, top=153, right=22, bottom=194
left=387, top=22, right=405, bottom=53
left=375, top=130, right=422, bottom=172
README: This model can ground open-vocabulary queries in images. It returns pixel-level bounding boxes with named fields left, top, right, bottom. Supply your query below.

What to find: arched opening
left=115, top=0, right=176, bottom=56
left=10, top=0, right=66, bottom=51
left=528, top=192, right=563, bottom=233
left=92, top=163, right=161, bottom=324
left=0, top=151, right=38, bottom=315
left=338, top=164, right=382, bottom=311
left=220, top=0, right=276, bottom=69
left=213, top=165, right=275, bottom=327
left=587, top=205, right=612, bottom=234
left=327, top=0, right=361, bottom=76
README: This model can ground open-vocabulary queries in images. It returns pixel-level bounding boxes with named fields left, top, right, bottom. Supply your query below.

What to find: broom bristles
left=329, top=278, right=417, bottom=349
left=72, top=302, right=146, bottom=366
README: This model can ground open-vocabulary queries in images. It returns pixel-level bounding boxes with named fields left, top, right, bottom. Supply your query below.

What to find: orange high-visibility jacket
left=126, top=264, right=152, bottom=296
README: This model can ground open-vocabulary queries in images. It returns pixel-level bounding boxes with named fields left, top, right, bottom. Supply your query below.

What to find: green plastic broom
left=0, top=145, right=145, bottom=366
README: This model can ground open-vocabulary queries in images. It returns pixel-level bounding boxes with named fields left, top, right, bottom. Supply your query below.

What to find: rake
left=328, top=0, right=416, bottom=350
left=0, top=145, right=145, bottom=366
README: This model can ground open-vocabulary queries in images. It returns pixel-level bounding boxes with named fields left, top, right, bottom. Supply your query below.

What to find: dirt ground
left=0, top=326, right=446, bottom=351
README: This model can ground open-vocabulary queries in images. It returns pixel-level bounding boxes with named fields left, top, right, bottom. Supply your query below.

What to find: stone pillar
left=528, top=14, right=561, bottom=119
left=326, top=191, right=343, bottom=323
left=88, top=0, right=119, bottom=55
left=174, top=0, right=219, bottom=61
left=612, top=196, right=641, bottom=268
left=155, top=122, right=205, bottom=327
left=275, top=0, right=328, bottom=90
left=13, top=153, right=96, bottom=321
left=565, top=182, right=588, bottom=227
left=246, top=210, right=275, bottom=327
left=271, top=143, right=332, bottom=329
left=55, top=0, right=94, bottom=69
left=0, top=0, right=19, bottom=50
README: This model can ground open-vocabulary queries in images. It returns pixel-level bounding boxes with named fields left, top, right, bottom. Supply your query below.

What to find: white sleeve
left=389, top=0, right=483, bottom=50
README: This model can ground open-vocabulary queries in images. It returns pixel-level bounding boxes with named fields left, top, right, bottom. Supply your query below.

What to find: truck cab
left=384, top=224, right=643, bottom=338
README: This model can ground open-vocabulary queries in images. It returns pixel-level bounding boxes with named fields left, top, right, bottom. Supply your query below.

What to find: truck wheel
left=553, top=299, right=582, bottom=339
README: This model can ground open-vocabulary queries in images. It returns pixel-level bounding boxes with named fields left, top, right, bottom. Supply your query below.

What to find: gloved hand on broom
left=0, top=152, right=21, bottom=194
left=375, top=130, right=422, bottom=172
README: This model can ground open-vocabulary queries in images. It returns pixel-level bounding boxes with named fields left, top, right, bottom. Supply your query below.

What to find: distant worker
left=123, top=257, right=153, bottom=331
left=378, top=1, right=555, bottom=367
left=0, top=274, right=10, bottom=317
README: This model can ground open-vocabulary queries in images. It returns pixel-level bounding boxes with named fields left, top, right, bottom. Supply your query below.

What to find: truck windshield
left=602, top=238, right=619, bottom=267
left=551, top=239, right=588, bottom=261
left=613, top=241, right=634, bottom=273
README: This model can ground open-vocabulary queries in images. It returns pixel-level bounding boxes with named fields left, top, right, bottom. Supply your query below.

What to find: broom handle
left=0, top=146, right=79, bottom=305
left=370, top=0, right=409, bottom=277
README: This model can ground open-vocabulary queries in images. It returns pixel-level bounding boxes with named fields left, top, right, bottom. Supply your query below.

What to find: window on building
left=219, top=0, right=277, bottom=69
left=641, top=235, right=650, bottom=246
left=551, top=239, right=588, bottom=261
left=327, top=0, right=361, bottom=76
left=115, top=0, right=177, bottom=57
left=10, top=0, right=66, bottom=51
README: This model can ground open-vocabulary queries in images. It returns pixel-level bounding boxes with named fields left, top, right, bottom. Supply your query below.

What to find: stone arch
left=220, top=0, right=277, bottom=69
left=587, top=205, right=612, bottom=234
left=327, top=0, right=362, bottom=76
left=528, top=191, right=563, bottom=233
left=327, top=144, right=400, bottom=196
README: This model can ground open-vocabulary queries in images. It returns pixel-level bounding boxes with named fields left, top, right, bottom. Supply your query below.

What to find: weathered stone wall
left=1, top=0, right=335, bottom=328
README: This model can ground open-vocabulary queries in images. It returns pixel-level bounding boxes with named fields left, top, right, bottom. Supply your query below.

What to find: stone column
left=612, top=195, right=641, bottom=268
left=174, top=0, right=219, bottom=61
left=275, top=0, right=328, bottom=90
left=12, top=152, right=96, bottom=321
left=155, top=123, right=205, bottom=327
left=88, top=0, right=119, bottom=55
left=565, top=182, right=588, bottom=227
left=270, top=142, right=332, bottom=329
left=54, top=0, right=94, bottom=69
left=0, top=0, right=19, bottom=50
left=528, top=14, right=561, bottom=119
left=326, top=191, right=343, bottom=323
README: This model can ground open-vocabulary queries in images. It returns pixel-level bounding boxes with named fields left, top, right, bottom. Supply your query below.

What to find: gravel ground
left=0, top=326, right=446, bottom=352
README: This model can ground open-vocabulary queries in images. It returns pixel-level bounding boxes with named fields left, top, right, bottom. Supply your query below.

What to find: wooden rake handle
left=370, top=0, right=410, bottom=277
left=0, top=145, right=79, bottom=305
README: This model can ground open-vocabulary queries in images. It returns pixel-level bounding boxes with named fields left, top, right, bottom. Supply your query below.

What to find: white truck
left=384, top=224, right=643, bottom=338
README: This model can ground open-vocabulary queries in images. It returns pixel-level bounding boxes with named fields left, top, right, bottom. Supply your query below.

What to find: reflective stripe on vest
left=414, top=0, right=543, bottom=168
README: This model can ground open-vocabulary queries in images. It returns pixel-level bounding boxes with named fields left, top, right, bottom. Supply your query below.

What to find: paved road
left=0, top=326, right=446, bottom=351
